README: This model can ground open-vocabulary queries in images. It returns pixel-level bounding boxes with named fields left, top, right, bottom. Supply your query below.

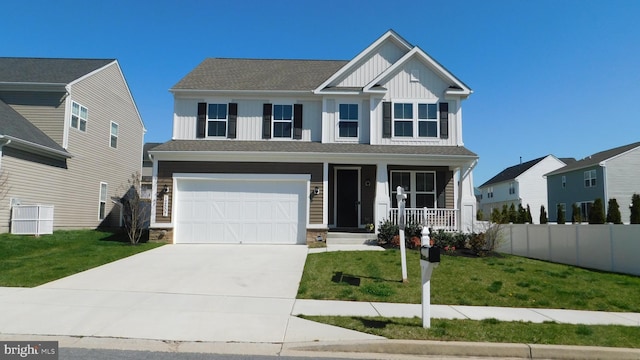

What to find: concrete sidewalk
left=293, top=299, right=640, bottom=326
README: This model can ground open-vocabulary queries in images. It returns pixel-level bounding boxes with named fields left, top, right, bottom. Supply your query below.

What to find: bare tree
left=119, top=172, right=150, bottom=245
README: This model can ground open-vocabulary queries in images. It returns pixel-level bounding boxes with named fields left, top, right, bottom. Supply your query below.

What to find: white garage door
left=174, top=175, right=308, bottom=244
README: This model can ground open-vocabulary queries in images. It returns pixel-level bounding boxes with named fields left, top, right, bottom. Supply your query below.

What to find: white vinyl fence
left=11, top=205, right=54, bottom=235
left=497, top=224, right=640, bottom=276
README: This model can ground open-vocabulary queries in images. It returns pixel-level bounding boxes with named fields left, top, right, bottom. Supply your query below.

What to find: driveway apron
left=0, top=244, right=368, bottom=343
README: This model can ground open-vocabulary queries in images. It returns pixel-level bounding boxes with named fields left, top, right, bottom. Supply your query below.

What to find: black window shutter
left=197, top=102, right=207, bottom=138
left=227, top=103, right=238, bottom=139
left=436, top=171, right=447, bottom=208
left=262, top=104, right=272, bottom=139
left=439, top=102, right=449, bottom=139
left=382, top=101, right=392, bottom=138
left=293, top=104, right=303, bottom=140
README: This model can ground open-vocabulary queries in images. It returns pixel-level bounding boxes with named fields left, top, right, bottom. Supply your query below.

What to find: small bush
left=589, top=198, right=605, bottom=224
left=557, top=204, right=565, bottom=224
left=632, top=194, right=640, bottom=224
left=468, top=232, right=487, bottom=256
left=377, top=219, right=399, bottom=245
left=539, top=205, right=548, bottom=224
left=606, top=198, right=622, bottom=224
left=571, top=203, right=582, bottom=223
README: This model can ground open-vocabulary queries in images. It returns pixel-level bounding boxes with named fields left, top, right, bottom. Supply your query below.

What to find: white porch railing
left=388, top=208, right=459, bottom=232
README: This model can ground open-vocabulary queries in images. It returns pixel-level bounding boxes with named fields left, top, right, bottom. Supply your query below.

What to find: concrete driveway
left=0, top=245, right=380, bottom=344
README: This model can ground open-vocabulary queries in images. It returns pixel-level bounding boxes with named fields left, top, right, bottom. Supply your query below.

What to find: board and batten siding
left=335, top=40, right=407, bottom=88
left=155, top=161, right=324, bottom=225
left=604, top=146, right=640, bottom=222
left=0, top=91, right=67, bottom=145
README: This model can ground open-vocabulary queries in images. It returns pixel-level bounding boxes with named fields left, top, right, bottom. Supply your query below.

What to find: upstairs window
left=207, top=103, right=227, bottom=137
left=71, top=101, right=88, bottom=132
left=110, top=122, right=118, bottom=148
left=338, top=104, right=358, bottom=138
left=488, top=187, right=494, bottom=198
left=273, top=104, right=293, bottom=138
left=418, top=103, right=438, bottom=137
left=584, top=169, right=596, bottom=187
left=509, top=182, right=516, bottom=195
left=393, top=103, right=413, bottom=137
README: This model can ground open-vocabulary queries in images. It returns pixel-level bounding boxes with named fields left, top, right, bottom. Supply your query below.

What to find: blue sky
left=3, top=0, right=639, bottom=185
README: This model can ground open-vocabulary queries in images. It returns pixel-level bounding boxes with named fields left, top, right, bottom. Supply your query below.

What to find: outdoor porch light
left=314, top=186, right=320, bottom=195
left=161, top=185, right=170, bottom=194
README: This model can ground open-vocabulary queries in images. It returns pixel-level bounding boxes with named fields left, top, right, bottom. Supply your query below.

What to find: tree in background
left=571, top=203, right=582, bottom=224
left=476, top=209, right=484, bottom=221
left=606, top=198, right=622, bottom=224
left=501, top=204, right=509, bottom=224
left=540, top=205, right=548, bottom=224
left=508, top=203, right=517, bottom=223
left=631, top=194, right=640, bottom=224
left=526, top=204, right=533, bottom=223
left=588, top=198, right=605, bottom=224
left=491, top=208, right=503, bottom=223
left=517, top=204, right=527, bottom=224
left=557, top=204, right=565, bottom=224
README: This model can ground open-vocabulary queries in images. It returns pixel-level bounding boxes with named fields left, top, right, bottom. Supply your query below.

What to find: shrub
left=571, top=203, right=582, bottom=223
left=468, top=232, right=487, bottom=256
left=476, top=209, right=484, bottom=221
left=431, top=229, right=468, bottom=249
left=516, top=204, right=526, bottom=224
left=490, top=208, right=503, bottom=223
left=557, top=204, right=565, bottom=224
left=377, top=219, right=398, bottom=245
left=631, top=194, right=640, bottom=224
left=606, top=198, right=622, bottom=224
left=588, top=198, right=605, bottom=224
left=526, top=204, right=533, bottom=223
left=404, top=221, right=424, bottom=238
left=539, top=205, right=548, bottom=224
left=508, top=203, right=517, bottom=223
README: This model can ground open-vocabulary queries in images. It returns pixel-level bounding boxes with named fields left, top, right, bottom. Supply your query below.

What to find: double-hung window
left=509, top=182, right=516, bottom=195
left=584, top=169, right=596, bottom=187
left=393, top=103, right=413, bottom=137
left=338, top=104, right=358, bottom=138
left=71, top=101, right=88, bottom=132
left=390, top=171, right=436, bottom=208
left=110, top=122, right=118, bottom=148
left=99, top=182, right=107, bottom=220
left=207, top=103, right=227, bottom=137
left=273, top=104, right=293, bottom=138
left=418, top=103, right=438, bottom=137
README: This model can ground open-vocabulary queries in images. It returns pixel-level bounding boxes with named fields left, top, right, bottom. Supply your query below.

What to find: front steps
left=325, top=231, right=377, bottom=245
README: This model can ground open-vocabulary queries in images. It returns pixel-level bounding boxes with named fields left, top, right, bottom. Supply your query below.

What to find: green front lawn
left=0, top=230, right=163, bottom=287
left=298, top=249, right=640, bottom=312
left=301, top=316, right=640, bottom=348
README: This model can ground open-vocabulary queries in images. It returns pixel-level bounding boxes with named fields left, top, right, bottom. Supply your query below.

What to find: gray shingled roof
left=151, top=140, right=477, bottom=157
left=0, top=57, right=114, bottom=84
left=546, top=142, right=640, bottom=176
left=0, top=99, right=68, bottom=154
left=479, top=156, right=549, bottom=188
left=171, top=58, right=348, bottom=91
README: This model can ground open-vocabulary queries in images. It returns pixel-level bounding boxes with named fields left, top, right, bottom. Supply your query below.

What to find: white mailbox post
left=420, top=226, right=439, bottom=328
left=396, top=186, right=408, bottom=282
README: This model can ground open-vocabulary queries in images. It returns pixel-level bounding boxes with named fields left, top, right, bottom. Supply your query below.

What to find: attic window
left=71, top=101, right=88, bottom=132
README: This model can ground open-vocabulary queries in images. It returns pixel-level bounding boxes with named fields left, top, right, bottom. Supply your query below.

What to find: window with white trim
left=562, top=176, right=566, bottom=189
left=273, top=104, right=293, bottom=138
left=338, top=103, right=358, bottom=138
left=418, top=103, right=438, bottom=137
left=579, top=201, right=594, bottom=219
left=509, top=182, right=516, bottom=195
left=110, top=122, right=118, bottom=148
left=584, top=169, right=596, bottom=187
left=99, top=182, right=107, bottom=220
left=207, top=103, right=227, bottom=137
left=487, top=187, right=494, bottom=198
left=390, top=171, right=436, bottom=208
left=393, top=103, right=413, bottom=137
left=71, top=101, right=88, bottom=132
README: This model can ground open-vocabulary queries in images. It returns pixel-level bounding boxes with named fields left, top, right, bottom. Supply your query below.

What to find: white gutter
left=599, top=161, right=608, bottom=207
left=0, top=135, right=72, bottom=159
left=0, top=138, right=11, bottom=170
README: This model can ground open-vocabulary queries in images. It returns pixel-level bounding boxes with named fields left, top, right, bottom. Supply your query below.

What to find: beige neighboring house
left=149, top=30, right=479, bottom=244
left=0, top=58, right=145, bottom=233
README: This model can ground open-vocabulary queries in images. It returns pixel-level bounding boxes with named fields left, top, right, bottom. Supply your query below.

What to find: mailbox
left=420, top=246, right=440, bottom=263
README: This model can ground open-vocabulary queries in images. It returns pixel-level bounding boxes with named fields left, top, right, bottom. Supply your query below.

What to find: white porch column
left=457, top=160, right=478, bottom=233
left=323, top=161, right=329, bottom=226
left=374, top=162, right=390, bottom=232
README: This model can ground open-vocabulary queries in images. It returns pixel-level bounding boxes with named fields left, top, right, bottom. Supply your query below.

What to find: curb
left=284, top=339, right=640, bottom=360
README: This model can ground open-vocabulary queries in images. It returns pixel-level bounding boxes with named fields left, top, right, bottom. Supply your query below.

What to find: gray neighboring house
left=149, top=30, right=479, bottom=245
left=0, top=58, right=145, bottom=233
left=546, top=141, right=640, bottom=223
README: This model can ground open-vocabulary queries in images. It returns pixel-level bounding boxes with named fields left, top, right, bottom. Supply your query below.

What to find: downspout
left=599, top=161, right=608, bottom=211
left=0, top=136, right=12, bottom=170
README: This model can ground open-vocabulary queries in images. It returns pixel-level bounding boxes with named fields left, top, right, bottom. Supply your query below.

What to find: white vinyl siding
left=0, top=91, right=66, bottom=145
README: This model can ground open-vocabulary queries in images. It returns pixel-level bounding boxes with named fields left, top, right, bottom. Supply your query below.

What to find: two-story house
left=0, top=58, right=145, bottom=233
left=148, top=30, right=478, bottom=244
left=546, top=141, right=640, bottom=223
left=478, top=155, right=569, bottom=223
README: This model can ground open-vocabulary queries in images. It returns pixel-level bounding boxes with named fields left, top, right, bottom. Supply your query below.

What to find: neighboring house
left=478, top=155, right=569, bottom=223
left=149, top=30, right=478, bottom=245
left=0, top=58, right=145, bottom=233
left=546, top=142, right=640, bottom=223
left=141, top=142, right=161, bottom=199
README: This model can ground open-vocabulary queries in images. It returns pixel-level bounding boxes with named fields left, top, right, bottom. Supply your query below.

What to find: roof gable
left=0, top=58, right=115, bottom=84
left=480, top=156, right=551, bottom=187
left=171, top=58, right=347, bottom=92
left=546, top=142, right=640, bottom=176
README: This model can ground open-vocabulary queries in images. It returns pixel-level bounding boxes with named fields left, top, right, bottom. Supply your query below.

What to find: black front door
left=336, top=169, right=359, bottom=227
